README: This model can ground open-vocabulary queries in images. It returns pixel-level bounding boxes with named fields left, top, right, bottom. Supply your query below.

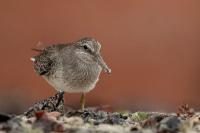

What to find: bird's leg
left=80, top=93, right=86, bottom=111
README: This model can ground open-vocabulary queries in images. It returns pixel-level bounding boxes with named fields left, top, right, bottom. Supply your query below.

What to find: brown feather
left=31, top=48, right=43, bottom=52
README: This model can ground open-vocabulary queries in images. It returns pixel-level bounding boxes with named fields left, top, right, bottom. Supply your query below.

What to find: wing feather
left=31, top=44, right=66, bottom=75
left=32, top=49, right=54, bottom=75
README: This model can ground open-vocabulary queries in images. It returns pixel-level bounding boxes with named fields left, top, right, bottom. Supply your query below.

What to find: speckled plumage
left=31, top=37, right=111, bottom=94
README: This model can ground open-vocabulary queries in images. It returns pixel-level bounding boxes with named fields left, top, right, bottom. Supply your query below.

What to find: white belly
left=43, top=69, right=98, bottom=93
left=44, top=77, right=97, bottom=93
left=43, top=60, right=101, bottom=93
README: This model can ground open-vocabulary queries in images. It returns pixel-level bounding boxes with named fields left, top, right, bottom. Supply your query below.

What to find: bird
left=31, top=37, right=111, bottom=110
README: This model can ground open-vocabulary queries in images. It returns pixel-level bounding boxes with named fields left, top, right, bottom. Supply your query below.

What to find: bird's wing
left=31, top=47, right=56, bottom=76
left=31, top=44, right=67, bottom=75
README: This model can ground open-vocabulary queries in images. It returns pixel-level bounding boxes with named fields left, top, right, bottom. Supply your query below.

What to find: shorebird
left=31, top=37, right=111, bottom=110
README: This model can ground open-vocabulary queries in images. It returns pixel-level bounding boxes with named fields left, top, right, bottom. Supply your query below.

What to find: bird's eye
left=83, top=45, right=89, bottom=50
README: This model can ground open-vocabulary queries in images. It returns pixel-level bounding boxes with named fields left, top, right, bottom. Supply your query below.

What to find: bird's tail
left=30, top=48, right=44, bottom=62
left=31, top=48, right=43, bottom=52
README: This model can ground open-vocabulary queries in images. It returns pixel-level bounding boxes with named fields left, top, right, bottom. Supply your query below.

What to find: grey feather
left=31, top=37, right=111, bottom=93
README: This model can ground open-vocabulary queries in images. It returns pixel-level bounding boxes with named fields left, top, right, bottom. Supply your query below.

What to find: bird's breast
left=44, top=61, right=102, bottom=93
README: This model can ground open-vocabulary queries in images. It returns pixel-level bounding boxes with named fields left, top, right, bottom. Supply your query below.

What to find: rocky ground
left=0, top=92, right=199, bottom=133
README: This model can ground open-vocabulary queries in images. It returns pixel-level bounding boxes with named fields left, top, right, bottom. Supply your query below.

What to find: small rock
left=158, top=116, right=181, bottom=132
left=62, top=117, right=84, bottom=126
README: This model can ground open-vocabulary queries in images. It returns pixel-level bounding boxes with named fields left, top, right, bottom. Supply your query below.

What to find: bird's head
left=74, top=37, right=111, bottom=74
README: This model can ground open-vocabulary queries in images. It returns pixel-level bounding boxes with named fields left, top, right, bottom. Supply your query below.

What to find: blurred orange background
left=0, top=0, right=199, bottom=114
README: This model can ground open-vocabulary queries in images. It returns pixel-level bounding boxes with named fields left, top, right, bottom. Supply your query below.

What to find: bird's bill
left=96, top=54, right=111, bottom=74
